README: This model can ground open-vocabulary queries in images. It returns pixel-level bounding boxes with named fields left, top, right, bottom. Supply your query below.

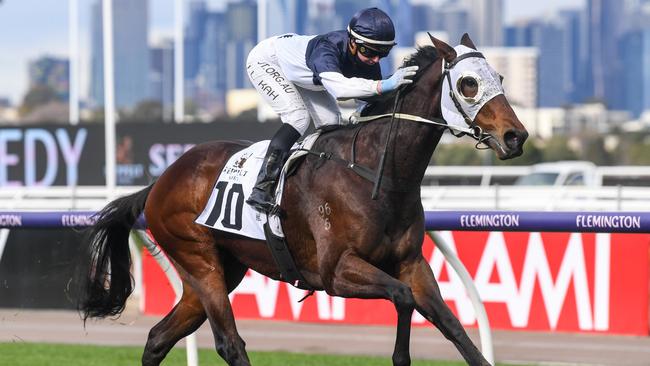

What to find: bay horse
left=78, top=34, right=527, bottom=366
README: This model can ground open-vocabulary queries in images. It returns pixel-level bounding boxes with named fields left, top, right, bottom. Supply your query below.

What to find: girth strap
left=263, top=222, right=314, bottom=293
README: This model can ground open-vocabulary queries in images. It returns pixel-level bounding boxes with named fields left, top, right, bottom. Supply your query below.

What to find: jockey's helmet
left=347, top=7, right=396, bottom=57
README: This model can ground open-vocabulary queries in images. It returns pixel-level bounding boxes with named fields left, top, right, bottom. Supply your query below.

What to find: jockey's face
left=357, top=51, right=380, bottom=65
left=350, top=39, right=391, bottom=66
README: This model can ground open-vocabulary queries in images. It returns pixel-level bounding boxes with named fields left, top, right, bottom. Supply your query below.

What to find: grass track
left=0, top=343, right=472, bottom=366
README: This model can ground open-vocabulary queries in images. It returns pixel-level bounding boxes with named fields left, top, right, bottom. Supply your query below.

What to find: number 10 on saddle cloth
left=195, top=134, right=320, bottom=239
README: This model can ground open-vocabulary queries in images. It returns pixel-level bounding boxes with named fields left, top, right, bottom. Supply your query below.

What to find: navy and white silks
left=246, top=31, right=382, bottom=134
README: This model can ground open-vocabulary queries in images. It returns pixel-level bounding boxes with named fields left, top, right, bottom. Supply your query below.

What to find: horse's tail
left=77, top=184, right=154, bottom=320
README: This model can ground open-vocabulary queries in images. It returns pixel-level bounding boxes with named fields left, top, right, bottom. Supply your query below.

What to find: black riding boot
left=246, top=124, right=301, bottom=212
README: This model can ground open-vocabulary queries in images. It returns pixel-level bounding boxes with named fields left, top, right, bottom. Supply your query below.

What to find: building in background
left=89, top=0, right=103, bottom=108
left=563, top=102, right=630, bottom=135
left=196, top=11, right=228, bottom=115
left=266, top=0, right=308, bottom=37
left=377, top=0, right=414, bottom=47
left=76, top=0, right=650, bottom=126
left=28, top=56, right=70, bottom=101
left=149, top=39, right=175, bottom=121
left=437, top=1, right=470, bottom=45
left=481, top=47, right=538, bottom=108
left=411, top=2, right=438, bottom=34
left=412, top=0, right=470, bottom=45
left=294, top=0, right=309, bottom=34
left=621, top=29, right=650, bottom=117
left=182, top=0, right=253, bottom=117
left=504, top=19, right=570, bottom=107
left=90, top=0, right=149, bottom=111
left=511, top=107, right=566, bottom=139
left=225, top=1, right=257, bottom=91
left=586, top=0, right=625, bottom=109
left=184, top=1, right=209, bottom=91
left=557, top=10, right=584, bottom=104
left=309, top=0, right=338, bottom=34
left=466, top=0, right=503, bottom=46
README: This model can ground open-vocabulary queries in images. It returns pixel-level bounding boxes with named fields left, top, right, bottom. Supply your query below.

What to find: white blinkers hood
left=441, top=45, right=504, bottom=132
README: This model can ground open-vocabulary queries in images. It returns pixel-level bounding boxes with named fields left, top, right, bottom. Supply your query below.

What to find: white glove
left=378, top=65, right=419, bottom=94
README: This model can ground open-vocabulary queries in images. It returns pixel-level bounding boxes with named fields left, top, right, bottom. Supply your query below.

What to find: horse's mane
left=361, top=46, right=440, bottom=116
left=401, top=46, right=439, bottom=77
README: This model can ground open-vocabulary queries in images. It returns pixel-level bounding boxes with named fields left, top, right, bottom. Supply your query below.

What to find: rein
left=351, top=112, right=489, bottom=146
left=370, top=89, right=401, bottom=199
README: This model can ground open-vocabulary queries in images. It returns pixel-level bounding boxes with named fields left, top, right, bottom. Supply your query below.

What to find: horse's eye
left=458, top=76, right=479, bottom=99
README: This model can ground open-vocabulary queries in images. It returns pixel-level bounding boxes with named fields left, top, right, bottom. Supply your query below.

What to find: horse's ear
left=428, top=32, right=456, bottom=63
left=460, top=33, right=477, bottom=50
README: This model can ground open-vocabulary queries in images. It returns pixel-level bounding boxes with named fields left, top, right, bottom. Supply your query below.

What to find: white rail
left=131, top=230, right=199, bottom=366
left=5, top=185, right=650, bottom=212
left=421, top=186, right=650, bottom=211
left=424, top=165, right=650, bottom=187
left=0, top=186, right=144, bottom=210
left=428, top=231, right=494, bottom=365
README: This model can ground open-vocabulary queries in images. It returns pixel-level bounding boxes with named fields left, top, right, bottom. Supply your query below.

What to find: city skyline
left=0, top=0, right=584, bottom=104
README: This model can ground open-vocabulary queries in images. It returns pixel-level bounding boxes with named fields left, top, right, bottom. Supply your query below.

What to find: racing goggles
left=357, top=43, right=392, bottom=59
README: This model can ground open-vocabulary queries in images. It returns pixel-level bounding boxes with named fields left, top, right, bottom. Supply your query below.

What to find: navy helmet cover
left=347, top=7, right=396, bottom=46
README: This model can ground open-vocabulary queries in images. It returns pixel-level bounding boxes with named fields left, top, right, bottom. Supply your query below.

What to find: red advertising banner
left=142, top=232, right=649, bottom=335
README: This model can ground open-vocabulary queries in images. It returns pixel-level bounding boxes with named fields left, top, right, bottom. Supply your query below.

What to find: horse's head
left=430, top=33, right=528, bottom=160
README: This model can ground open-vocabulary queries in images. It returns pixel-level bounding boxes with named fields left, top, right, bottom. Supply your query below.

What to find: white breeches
left=246, top=37, right=341, bottom=135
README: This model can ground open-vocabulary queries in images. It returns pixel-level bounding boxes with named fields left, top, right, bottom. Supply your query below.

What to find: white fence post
left=427, top=231, right=494, bottom=365
left=132, top=230, right=199, bottom=366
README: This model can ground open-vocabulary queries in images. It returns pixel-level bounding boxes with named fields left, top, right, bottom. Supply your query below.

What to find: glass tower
left=90, top=0, right=149, bottom=110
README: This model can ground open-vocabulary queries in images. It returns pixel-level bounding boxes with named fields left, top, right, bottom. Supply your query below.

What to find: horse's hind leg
left=142, top=283, right=206, bottom=366
left=143, top=260, right=250, bottom=366
left=145, top=228, right=250, bottom=365
left=326, top=252, right=415, bottom=366
left=401, top=257, right=490, bottom=366
left=192, top=248, right=251, bottom=366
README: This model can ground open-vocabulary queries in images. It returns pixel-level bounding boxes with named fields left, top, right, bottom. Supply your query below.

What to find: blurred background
left=1, top=0, right=650, bottom=170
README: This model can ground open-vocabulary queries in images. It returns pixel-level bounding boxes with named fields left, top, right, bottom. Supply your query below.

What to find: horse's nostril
left=504, top=131, right=518, bottom=150
left=504, top=130, right=526, bottom=150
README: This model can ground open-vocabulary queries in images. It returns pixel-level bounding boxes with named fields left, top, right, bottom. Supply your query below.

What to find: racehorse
left=77, top=34, right=527, bottom=366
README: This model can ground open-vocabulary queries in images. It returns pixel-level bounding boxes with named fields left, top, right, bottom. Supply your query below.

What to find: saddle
left=195, top=133, right=322, bottom=290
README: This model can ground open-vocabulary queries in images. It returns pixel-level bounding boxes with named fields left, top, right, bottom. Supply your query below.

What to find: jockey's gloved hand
left=377, top=65, right=419, bottom=94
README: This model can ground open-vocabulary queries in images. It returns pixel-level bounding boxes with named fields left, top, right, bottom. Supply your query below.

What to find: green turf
left=0, top=342, right=470, bottom=366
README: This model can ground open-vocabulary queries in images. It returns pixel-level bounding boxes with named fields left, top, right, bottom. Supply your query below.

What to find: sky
left=0, top=0, right=584, bottom=105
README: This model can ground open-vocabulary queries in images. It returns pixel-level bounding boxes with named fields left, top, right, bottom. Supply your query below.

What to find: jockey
left=245, top=7, right=418, bottom=212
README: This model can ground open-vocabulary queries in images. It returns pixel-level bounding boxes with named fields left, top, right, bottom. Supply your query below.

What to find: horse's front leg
left=401, top=256, right=491, bottom=366
left=325, top=250, right=414, bottom=366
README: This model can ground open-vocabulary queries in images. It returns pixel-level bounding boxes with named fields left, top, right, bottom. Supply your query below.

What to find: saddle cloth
left=195, top=133, right=319, bottom=240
